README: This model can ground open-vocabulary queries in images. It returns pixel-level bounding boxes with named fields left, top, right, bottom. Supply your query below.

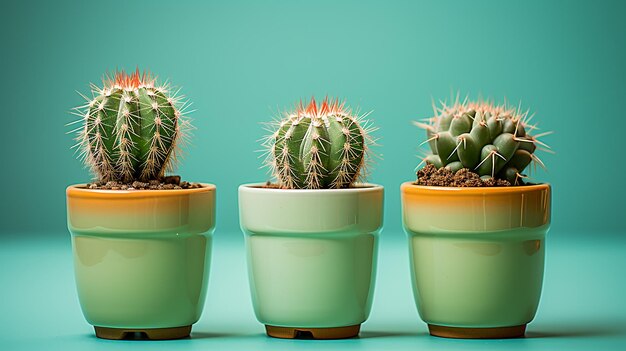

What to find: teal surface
left=2, top=0, right=626, bottom=236
left=1, top=232, right=625, bottom=350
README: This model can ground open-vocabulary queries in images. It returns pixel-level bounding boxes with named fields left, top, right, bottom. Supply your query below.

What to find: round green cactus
left=72, top=69, right=191, bottom=182
left=416, top=99, right=550, bottom=185
left=265, top=97, right=374, bottom=189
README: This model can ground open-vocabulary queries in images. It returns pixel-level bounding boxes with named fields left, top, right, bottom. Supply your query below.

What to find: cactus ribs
left=264, top=97, right=376, bottom=189
left=72, top=69, right=192, bottom=184
left=415, top=97, right=550, bottom=185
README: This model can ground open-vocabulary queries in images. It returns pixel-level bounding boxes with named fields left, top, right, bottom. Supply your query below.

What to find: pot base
left=265, top=324, right=361, bottom=339
left=94, top=325, right=192, bottom=340
left=428, top=324, right=526, bottom=339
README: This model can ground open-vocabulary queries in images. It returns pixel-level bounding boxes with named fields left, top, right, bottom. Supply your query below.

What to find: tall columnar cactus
left=265, top=97, right=374, bottom=189
left=72, top=69, right=191, bottom=182
left=415, top=99, right=550, bottom=185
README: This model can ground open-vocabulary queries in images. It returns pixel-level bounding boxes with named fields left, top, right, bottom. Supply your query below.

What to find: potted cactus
left=401, top=98, right=551, bottom=339
left=66, top=69, right=216, bottom=340
left=238, top=97, right=383, bottom=339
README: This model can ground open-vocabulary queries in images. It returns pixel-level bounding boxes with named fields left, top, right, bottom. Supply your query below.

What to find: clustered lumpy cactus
left=72, top=69, right=191, bottom=182
left=415, top=99, right=549, bottom=185
left=265, top=97, right=374, bottom=189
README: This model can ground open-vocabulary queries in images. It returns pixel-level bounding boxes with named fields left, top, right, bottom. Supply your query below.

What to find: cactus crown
left=264, top=97, right=375, bottom=189
left=415, top=98, right=550, bottom=185
left=72, top=69, right=192, bottom=183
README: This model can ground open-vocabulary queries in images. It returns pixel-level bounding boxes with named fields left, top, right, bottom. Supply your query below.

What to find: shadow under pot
left=239, top=183, right=384, bottom=339
left=401, top=182, right=551, bottom=339
left=66, top=184, right=216, bottom=340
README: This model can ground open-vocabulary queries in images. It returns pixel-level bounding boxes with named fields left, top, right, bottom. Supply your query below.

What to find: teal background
left=2, top=0, right=625, bottom=236
left=2, top=1, right=626, bottom=350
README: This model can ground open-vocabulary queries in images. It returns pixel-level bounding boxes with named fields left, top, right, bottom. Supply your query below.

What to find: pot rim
left=67, top=183, right=215, bottom=199
left=239, top=182, right=383, bottom=193
left=401, top=181, right=549, bottom=194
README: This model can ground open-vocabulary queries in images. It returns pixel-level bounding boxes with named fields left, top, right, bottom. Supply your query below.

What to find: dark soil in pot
left=86, top=175, right=203, bottom=190
left=415, top=164, right=513, bottom=187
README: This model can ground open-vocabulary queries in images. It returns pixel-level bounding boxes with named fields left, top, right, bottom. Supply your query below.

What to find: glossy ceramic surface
left=239, top=184, right=384, bottom=330
left=66, top=184, right=216, bottom=331
left=401, top=182, right=551, bottom=331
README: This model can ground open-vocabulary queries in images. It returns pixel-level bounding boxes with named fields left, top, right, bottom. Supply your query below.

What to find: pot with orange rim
left=67, top=184, right=216, bottom=340
left=401, top=183, right=551, bottom=338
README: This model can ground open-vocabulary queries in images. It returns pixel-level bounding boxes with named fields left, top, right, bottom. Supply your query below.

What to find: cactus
left=264, top=97, right=375, bottom=189
left=415, top=98, right=550, bottom=185
left=72, top=69, right=191, bottom=183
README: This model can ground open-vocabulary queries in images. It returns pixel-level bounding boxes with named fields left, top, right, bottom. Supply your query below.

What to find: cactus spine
left=265, top=97, right=374, bottom=189
left=73, top=69, right=191, bottom=182
left=416, top=98, right=550, bottom=185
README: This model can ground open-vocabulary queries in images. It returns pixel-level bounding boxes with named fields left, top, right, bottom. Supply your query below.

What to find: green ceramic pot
left=66, top=184, right=216, bottom=340
left=401, top=182, right=551, bottom=339
left=238, top=183, right=384, bottom=339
